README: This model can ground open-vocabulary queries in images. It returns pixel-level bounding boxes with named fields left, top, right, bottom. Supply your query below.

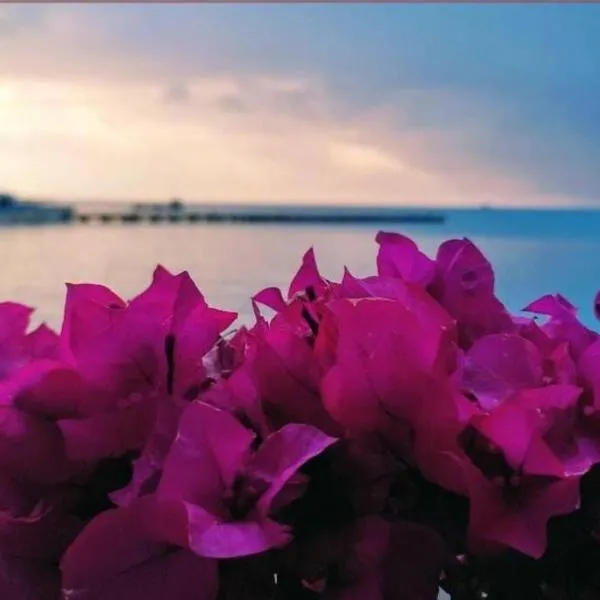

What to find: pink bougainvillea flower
left=320, top=297, right=456, bottom=441
left=157, top=401, right=336, bottom=558
left=60, top=403, right=335, bottom=597
left=246, top=311, right=340, bottom=434
left=523, top=294, right=597, bottom=359
left=2, top=238, right=600, bottom=598
left=451, top=383, right=597, bottom=557
left=463, top=460, right=580, bottom=558
left=51, top=267, right=236, bottom=503
left=375, top=231, right=436, bottom=288
left=433, top=239, right=514, bottom=346
left=461, top=333, right=544, bottom=411
left=469, top=385, right=587, bottom=477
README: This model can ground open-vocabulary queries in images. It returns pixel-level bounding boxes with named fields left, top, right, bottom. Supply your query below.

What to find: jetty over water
left=74, top=201, right=446, bottom=225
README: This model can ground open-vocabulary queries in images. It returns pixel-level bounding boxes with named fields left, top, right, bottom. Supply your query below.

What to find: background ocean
left=2, top=207, right=600, bottom=331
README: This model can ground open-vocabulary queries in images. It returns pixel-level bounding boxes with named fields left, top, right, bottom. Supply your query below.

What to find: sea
left=2, top=207, right=600, bottom=333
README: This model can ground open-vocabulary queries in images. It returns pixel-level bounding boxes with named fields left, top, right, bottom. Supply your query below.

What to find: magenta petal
left=202, top=365, right=269, bottom=441
left=337, top=271, right=455, bottom=350
left=375, top=231, right=435, bottom=287
left=129, top=266, right=206, bottom=322
left=58, top=402, right=152, bottom=462
left=251, top=324, right=339, bottom=433
left=473, top=404, right=540, bottom=472
left=158, top=402, right=254, bottom=511
left=473, top=385, right=583, bottom=477
left=188, top=517, right=292, bottom=559
left=466, top=466, right=580, bottom=558
left=320, top=298, right=450, bottom=436
left=24, top=324, right=60, bottom=360
left=0, top=406, right=74, bottom=484
left=0, top=302, right=33, bottom=377
left=288, top=248, right=325, bottom=299
left=111, top=395, right=187, bottom=506
left=13, top=363, right=91, bottom=420
left=0, top=302, right=32, bottom=344
left=434, top=238, right=513, bottom=344
left=250, top=424, right=337, bottom=515
left=523, top=294, right=577, bottom=317
left=60, top=283, right=126, bottom=358
left=463, top=334, right=543, bottom=410
left=253, top=287, right=287, bottom=313
left=172, top=304, right=236, bottom=396
left=61, top=500, right=218, bottom=600
left=524, top=294, right=596, bottom=359
left=63, top=550, right=218, bottom=600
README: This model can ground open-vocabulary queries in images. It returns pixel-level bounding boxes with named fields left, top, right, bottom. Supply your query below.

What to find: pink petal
left=253, top=287, right=287, bottom=313
left=188, top=516, right=292, bottom=559
left=320, top=298, right=452, bottom=438
left=434, top=239, right=514, bottom=345
left=288, top=248, right=326, bottom=299
left=58, top=402, right=153, bottom=463
left=60, top=283, right=126, bottom=360
left=523, top=294, right=577, bottom=317
left=171, top=304, right=236, bottom=397
left=250, top=424, right=337, bottom=515
left=0, top=302, right=33, bottom=377
left=0, top=302, right=33, bottom=342
left=128, top=266, right=206, bottom=323
left=465, top=465, right=580, bottom=558
left=462, top=334, right=543, bottom=410
left=375, top=231, right=436, bottom=287
left=24, top=324, right=60, bottom=360
left=0, top=406, right=74, bottom=484
left=251, top=324, right=339, bottom=433
left=158, top=402, right=254, bottom=512
left=61, top=499, right=218, bottom=600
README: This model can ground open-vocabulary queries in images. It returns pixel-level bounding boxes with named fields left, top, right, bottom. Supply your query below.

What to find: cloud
left=0, top=5, right=599, bottom=205
left=0, top=76, right=476, bottom=206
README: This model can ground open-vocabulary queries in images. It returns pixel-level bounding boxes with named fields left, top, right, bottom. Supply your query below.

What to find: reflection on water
left=1, top=209, right=600, bottom=330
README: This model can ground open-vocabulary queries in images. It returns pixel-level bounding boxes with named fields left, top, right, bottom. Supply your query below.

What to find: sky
left=0, top=4, right=599, bottom=207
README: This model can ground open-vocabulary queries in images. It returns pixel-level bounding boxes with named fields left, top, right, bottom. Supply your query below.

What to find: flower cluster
left=2, top=231, right=600, bottom=599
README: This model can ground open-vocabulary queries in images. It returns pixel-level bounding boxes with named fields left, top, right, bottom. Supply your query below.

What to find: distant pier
left=74, top=201, right=446, bottom=226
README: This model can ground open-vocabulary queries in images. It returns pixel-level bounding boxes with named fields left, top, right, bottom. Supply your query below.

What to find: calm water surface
left=2, top=208, right=600, bottom=331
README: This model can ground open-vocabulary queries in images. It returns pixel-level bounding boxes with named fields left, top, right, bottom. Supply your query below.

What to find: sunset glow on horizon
left=1, top=4, right=599, bottom=207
